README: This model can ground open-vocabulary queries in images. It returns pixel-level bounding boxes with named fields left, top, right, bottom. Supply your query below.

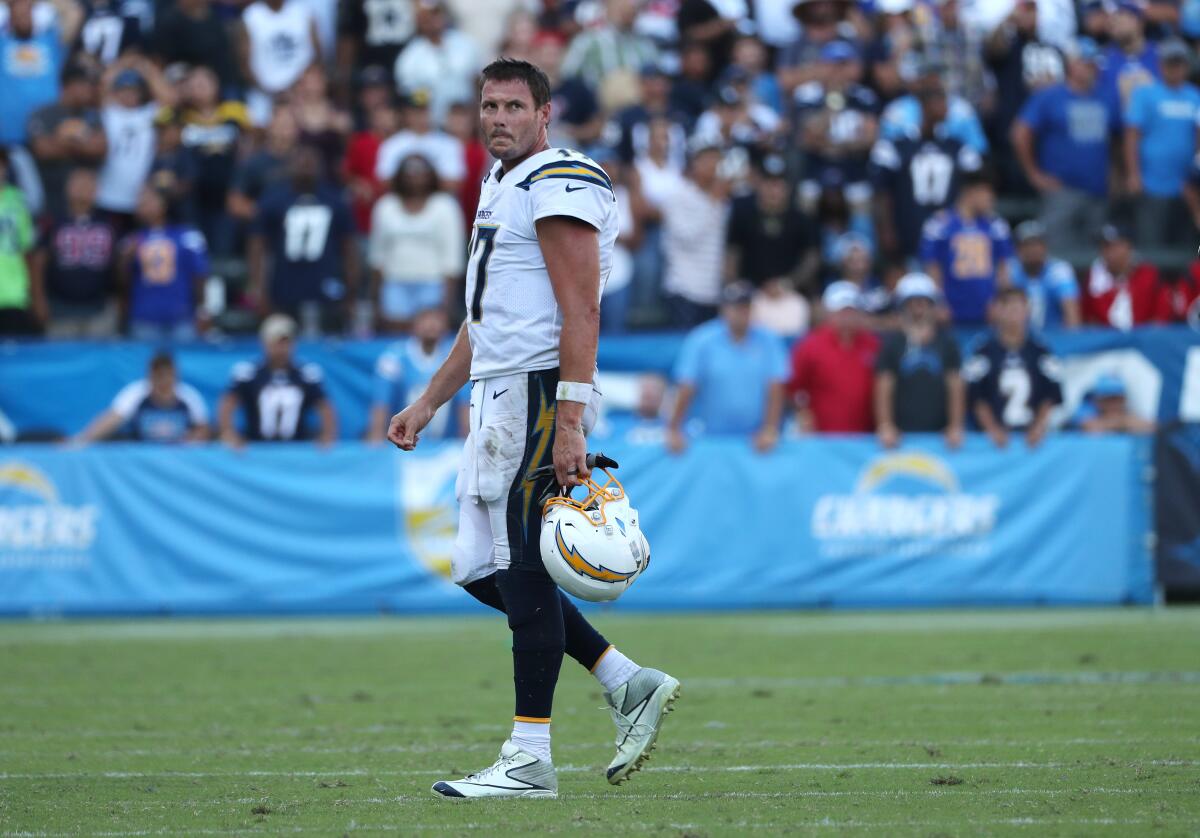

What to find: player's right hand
left=388, top=401, right=435, bottom=451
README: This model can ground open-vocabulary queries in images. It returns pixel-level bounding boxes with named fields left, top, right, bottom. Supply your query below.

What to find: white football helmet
left=539, top=462, right=650, bottom=602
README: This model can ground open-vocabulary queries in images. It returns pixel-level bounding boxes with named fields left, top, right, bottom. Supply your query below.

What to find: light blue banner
left=0, top=436, right=1154, bottom=616
left=1, top=327, right=1198, bottom=439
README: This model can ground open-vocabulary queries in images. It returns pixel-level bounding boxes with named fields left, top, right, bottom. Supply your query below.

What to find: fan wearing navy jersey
left=73, top=353, right=209, bottom=444
left=919, top=171, right=1012, bottom=324
left=366, top=307, right=467, bottom=443
left=119, top=185, right=210, bottom=341
left=964, top=287, right=1063, bottom=448
left=77, top=0, right=144, bottom=66
left=869, top=74, right=983, bottom=263
left=793, top=40, right=879, bottom=213
left=216, top=314, right=337, bottom=447
left=248, top=144, right=358, bottom=334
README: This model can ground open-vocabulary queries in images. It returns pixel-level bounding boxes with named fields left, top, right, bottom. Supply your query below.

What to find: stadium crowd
left=0, top=0, right=1192, bottom=446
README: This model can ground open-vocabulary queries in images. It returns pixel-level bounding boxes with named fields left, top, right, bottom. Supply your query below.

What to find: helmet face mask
left=539, top=468, right=650, bottom=602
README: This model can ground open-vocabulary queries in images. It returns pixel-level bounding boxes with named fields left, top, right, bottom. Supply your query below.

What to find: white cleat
left=604, top=668, right=681, bottom=785
left=431, top=740, right=558, bottom=800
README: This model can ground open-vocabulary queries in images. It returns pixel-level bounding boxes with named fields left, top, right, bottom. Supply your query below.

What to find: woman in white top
left=368, top=154, right=464, bottom=332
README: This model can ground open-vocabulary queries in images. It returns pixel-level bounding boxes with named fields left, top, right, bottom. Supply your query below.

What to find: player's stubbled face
left=480, top=79, right=548, bottom=162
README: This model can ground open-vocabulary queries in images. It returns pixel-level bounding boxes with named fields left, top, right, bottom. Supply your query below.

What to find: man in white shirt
left=392, top=0, right=479, bottom=126
left=661, top=139, right=731, bottom=327
left=374, top=89, right=465, bottom=190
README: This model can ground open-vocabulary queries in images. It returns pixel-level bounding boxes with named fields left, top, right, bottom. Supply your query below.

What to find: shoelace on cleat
left=465, top=753, right=517, bottom=781
left=607, top=705, right=656, bottom=746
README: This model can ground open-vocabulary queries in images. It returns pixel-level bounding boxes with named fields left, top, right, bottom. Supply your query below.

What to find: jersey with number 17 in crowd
left=464, top=148, right=621, bottom=380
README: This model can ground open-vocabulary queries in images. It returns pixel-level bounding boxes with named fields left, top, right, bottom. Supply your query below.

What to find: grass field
left=1, top=609, right=1199, bottom=837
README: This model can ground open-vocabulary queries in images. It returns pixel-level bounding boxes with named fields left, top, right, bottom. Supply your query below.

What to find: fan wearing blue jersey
left=1006, top=220, right=1080, bottom=330
left=919, top=171, right=1012, bottom=324
left=964, top=286, right=1063, bottom=449
left=366, top=307, right=468, bottom=443
left=73, top=352, right=209, bottom=444
left=247, top=144, right=358, bottom=335
left=119, top=185, right=210, bottom=341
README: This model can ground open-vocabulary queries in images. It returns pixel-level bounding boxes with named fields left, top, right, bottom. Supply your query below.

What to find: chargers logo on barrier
left=811, top=452, right=999, bottom=560
left=0, top=462, right=98, bottom=569
left=396, top=448, right=461, bottom=581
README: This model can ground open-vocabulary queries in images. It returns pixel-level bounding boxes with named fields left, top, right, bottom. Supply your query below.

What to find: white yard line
left=1, top=760, right=1194, bottom=781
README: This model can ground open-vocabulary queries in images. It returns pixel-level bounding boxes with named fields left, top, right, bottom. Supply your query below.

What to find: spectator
left=667, top=282, right=788, bottom=453
left=1099, top=0, right=1159, bottom=113
left=227, top=107, right=297, bottom=227
left=77, top=0, right=143, bottom=66
left=1075, top=373, right=1156, bottom=434
left=670, top=38, right=714, bottom=124
left=919, top=170, right=1013, bottom=324
left=148, top=109, right=198, bottom=220
left=335, top=0, right=414, bottom=104
left=985, top=0, right=1065, bottom=192
left=217, top=313, right=336, bottom=447
left=661, top=140, right=731, bottom=328
left=788, top=281, right=879, bottom=433
left=26, top=62, right=106, bottom=220
left=692, top=80, right=782, bottom=192
left=593, top=373, right=668, bottom=445
left=1012, top=38, right=1118, bottom=255
left=794, top=40, right=880, bottom=216
left=366, top=306, right=466, bottom=443
left=597, top=151, right=644, bottom=334
left=344, top=89, right=398, bottom=234
left=677, top=0, right=743, bottom=80
left=561, top=0, right=658, bottom=92
left=287, top=64, right=352, bottom=175
left=874, top=272, right=965, bottom=449
left=368, top=153, right=464, bottom=333
left=443, top=98, right=490, bottom=234
left=0, top=0, right=82, bottom=147
left=613, top=63, right=689, bottom=166
left=176, top=66, right=250, bottom=258
left=72, top=352, right=209, bottom=444
left=835, top=232, right=893, bottom=320
left=31, top=167, right=119, bottom=337
left=248, top=144, right=358, bottom=335
left=730, top=33, right=783, bottom=115
left=778, top=0, right=854, bottom=94
left=238, top=0, right=320, bottom=125
left=726, top=155, right=814, bottom=290
left=95, top=58, right=175, bottom=229
left=1006, top=219, right=1082, bottom=330
left=118, top=185, right=210, bottom=341
left=393, top=0, right=479, bottom=126
left=880, top=60, right=990, bottom=155
left=925, top=0, right=990, bottom=113
left=374, top=88, right=465, bottom=190
left=153, top=0, right=238, bottom=94
left=1124, top=39, right=1200, bottom=249
left=0, top=148, right=43, bottom=335
left=1082, top=222, right=1168, bottom=328
left=1166, top=260, right=1200, bottom=324
left=964, top=287, right=1063, bottom=448
left=869, top=76, right=983, bottom=267
left=814, top=172, right=875, bottom=279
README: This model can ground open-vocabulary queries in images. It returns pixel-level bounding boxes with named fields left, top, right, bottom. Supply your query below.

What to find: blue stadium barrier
left=0, top=435, right=1154, bottom=616
left=0, top=326, right=1197, bottom=439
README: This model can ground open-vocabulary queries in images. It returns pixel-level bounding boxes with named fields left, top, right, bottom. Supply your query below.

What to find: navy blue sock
left=465, top=574, right=610, bottom=671
left=494, top=568, right=565, bottom=720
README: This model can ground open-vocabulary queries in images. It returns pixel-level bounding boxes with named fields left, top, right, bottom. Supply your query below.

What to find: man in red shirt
left=789, top=281, right=880, bottom=432
left=1083, top=224, right=1170, bottom=328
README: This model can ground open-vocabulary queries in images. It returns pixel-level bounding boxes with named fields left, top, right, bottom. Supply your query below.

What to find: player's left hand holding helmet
left=539, top=454, right=650, bottom=602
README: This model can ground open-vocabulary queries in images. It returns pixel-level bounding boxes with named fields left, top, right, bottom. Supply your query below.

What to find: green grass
left=1, top=609, right=1199, bottom=837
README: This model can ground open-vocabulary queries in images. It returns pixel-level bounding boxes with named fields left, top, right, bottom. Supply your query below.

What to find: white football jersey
left=465, top=147, right=619, bottom=380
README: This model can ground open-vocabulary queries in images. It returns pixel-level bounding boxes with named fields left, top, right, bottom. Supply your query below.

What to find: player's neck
left=500, top=137, right=550, bottom=173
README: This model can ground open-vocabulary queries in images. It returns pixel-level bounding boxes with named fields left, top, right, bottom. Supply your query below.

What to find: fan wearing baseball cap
left=1082, top=223, right=1172, bottom=328
left=788, top=281, right=880, bottom=433
left=873, top=273, right=966, bottom=450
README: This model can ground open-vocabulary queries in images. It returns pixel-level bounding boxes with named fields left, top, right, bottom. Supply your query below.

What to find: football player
left=388, top=58, right=679, bottom=800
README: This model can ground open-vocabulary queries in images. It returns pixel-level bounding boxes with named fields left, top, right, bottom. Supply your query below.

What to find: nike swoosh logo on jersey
left=492, top=389, right=509, bottom=400
left=565, top=184, right=587, bottom=193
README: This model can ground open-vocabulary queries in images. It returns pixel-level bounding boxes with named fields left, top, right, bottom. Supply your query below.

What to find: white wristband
left=556, top=380, right=592, bottom=404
